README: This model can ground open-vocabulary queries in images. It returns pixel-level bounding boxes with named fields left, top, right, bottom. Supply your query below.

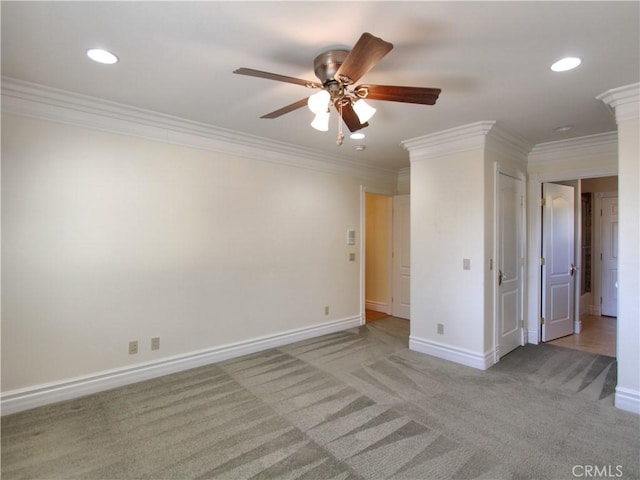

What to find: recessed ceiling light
left=554, top=125, right=574, bottom=132
left=550, top=57, right=582, bottom=72
left=350, top=132, right=366, bottom=140
left=353, top=145, right=366, bottom=151
left=87, top=48, right=119, bottom=65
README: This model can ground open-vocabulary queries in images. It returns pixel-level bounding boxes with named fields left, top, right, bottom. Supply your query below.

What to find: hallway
left=548, top=315, right=616, bottom=357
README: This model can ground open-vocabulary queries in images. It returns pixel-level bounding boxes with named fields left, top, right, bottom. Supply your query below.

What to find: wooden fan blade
left=357, top=84, right=441, bottom=105
left=260, top=97, right=310, bottom=119
left=335, top=101, right=369, bottom=132
left=334, top=33, right=393, bottom=85
left=234, top=68, right=321, bottom=88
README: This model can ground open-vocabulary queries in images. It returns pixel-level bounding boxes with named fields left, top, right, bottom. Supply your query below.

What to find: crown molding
left=597, top=83, right=640, bottom=123
left=484, top=124, right=533, bottom=164
left=528, top=131, right=618, bottom=167
left=402, top=121, right=532, bottom=164
left=402, top=121, right=496, bottom=161
left=1, top=76, right=397, bottom=184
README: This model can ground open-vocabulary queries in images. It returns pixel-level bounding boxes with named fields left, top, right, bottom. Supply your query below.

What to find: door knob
left=498, top=270, right=506, bottom=286
left=569, top=264, right=577, bottom=276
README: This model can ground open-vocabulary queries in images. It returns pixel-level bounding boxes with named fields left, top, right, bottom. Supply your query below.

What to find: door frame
left=493, top=165, right=527, bottom=363
left=360, top=185, right=395, bottom=324
left=527, top=168, right=617, bottom=344
left=594, top=192, right=619, bottom=317
left=541, top=181, right=578, bottom=341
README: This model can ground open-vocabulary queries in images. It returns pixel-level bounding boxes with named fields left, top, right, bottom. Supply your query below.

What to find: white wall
left=404, top=122, right=529, bottom=369
left=615, top=111, right=640, bottom=413
left=1, top=111, right=395, bottom=400
left=410, top=147, right=487, bottom=356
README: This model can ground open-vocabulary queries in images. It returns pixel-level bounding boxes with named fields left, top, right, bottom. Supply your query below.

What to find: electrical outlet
left=129, top=340, right=138, bottom=354
left=437, top=324, right=444, bottom=335
left=151, top=337, right=160, bottom=351
left=324, top=306, right=330, bottom=315
left=349, top=252, right=356, bottom=262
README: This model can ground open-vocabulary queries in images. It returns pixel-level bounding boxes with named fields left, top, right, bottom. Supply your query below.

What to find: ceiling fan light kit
left=234, top=32, right=441, bottom=146
left=307, top=89, right=330, bottom=114
left=311, top=111, right=330, bottom=131
left=352, top=98, right=376, bottom=123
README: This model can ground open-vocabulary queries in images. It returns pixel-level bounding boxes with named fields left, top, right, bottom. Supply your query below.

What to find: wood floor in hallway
left=365, top=309, right=391, bottom=323
left=548, top=315, right=616, bottom=357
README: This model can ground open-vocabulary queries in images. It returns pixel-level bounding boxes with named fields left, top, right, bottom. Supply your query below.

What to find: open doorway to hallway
left=364, top=193, right=392, bottom=322
left=544, top=176, right=617, bottom=357
left=363, top=192, right=410, bottom=322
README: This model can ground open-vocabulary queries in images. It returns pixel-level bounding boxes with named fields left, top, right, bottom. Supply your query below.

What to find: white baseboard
left=1, top=316, right=361, bottom=416
left=574, top=318, right=582, bottom=334
left=365, top=300, right=389, bottom=314
left=615, top=387, right=640, bottom=415
left=527, top=329, right=539, bottom=344
left=409, top=335, right=495, bottom=370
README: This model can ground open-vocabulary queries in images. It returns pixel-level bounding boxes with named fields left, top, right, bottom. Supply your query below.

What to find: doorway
left=539, top=176, right=618, bottom=356
left=548, top=314, right=616, bottom=357
left=364, top=193, right=392, bottom=322
left=363, top=192, right=410, bottom=322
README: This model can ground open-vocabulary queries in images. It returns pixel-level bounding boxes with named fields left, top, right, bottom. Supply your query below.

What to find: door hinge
left=540, top=257, right=546, bottom=266
left=540, top=317, right=545, bottom=325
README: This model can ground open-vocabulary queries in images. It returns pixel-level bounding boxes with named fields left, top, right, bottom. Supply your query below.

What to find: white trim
left=528, top=132, right=618, bottom=168
left=1, top=315, right=361, bottom=416
left=402, top=121, right=496, bottom=160
left=597, top=83, right=640, bottom=123
left=397, top=167, right=410, bottom=194
left=614, top=387, right=640, bottom=415
left=593, top=192, right=619, bottom=320
left=1, top=76, right=397, bottom=185
left=485, top=125, right=533, bottom=167
left=365, top=300, right=390, bottom=314
left=409, top=336, right=495, bottom=370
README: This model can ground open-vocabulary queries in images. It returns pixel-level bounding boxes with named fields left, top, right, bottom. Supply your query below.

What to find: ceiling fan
left=234, top=32, right=441, bottom=145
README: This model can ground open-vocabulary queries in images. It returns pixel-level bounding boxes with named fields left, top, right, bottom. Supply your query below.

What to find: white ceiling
left=2, top=1, right=639, bottom=170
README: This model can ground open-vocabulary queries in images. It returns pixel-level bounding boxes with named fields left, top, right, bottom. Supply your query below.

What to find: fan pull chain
left=336, top=102, right=344, bottom=146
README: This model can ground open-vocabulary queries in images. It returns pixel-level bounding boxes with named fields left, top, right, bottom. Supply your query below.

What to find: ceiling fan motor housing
left=314, top=50, right=349, bottom=85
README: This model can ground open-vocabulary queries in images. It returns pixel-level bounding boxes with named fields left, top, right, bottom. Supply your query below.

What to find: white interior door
left=497, top=173, right=524, bottom=357
left=542, top=183, right=575, bottom=342
left=392, top=195, right=410, bottom=319
left=601, top=196, right=618, bottom=317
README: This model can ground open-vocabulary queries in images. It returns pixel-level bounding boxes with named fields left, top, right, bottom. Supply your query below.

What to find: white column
left=598, top=83, right=640, bottom=414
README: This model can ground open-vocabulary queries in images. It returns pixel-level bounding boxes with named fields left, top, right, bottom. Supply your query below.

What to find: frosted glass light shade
left=353, top=99, right=376, bottom=123
left=310, top=111, right=330, bottom=131
left=307, top=90, right=330, bottom=114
